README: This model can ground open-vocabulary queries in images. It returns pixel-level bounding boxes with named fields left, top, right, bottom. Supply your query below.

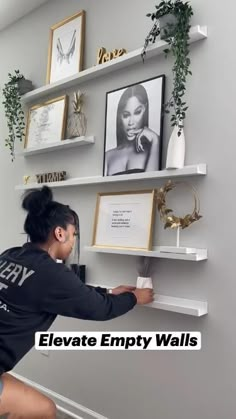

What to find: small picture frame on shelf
left=24, top=95, right=68, bottom=149
left=92, top=190, right=156, bottom=250
left=46, top=10, right=85, bottom=84
left=103, top=74, right=165, bottom=177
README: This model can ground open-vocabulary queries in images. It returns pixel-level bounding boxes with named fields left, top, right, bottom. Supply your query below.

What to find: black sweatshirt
left=0, top=243, right=137, bottom=375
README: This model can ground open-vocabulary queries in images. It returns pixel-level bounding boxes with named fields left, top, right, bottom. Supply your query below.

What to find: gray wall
left=0, top=0, right=235, bottom=418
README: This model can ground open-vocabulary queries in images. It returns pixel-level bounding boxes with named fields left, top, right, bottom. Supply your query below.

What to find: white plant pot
left=166, top=125, right=185, bottom=169
left=136, top=276, right=153, bottom=289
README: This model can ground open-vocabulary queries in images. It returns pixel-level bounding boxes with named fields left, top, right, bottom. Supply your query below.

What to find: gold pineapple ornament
left=67, top=90, right=87, bottom=139
left=73, top=91, right=84, bottom=113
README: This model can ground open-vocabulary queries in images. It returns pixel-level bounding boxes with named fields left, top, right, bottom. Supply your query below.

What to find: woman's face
left=121, top=96, right=146, bottom=141
left=56, top=224, right=77, bottom=260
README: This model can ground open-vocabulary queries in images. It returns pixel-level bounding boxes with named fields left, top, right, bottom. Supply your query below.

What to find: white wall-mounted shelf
left=21, top=25, right=207, bottom=104
left=16, top=136, right=95, bottom=156
left=87, top=283, right=207, bottom=316
left=85, top=246, right=207, bottom=261
left=15, top=164, right=207, bottom=191
left=146, top=294, right=207, bottom=316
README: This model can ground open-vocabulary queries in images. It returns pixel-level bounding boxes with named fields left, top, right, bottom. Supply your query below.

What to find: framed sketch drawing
left=24, top=95, right=68, bottom=149
left=103, top=75, right=165, bottom=177
left=92, top=190, right=156, bottom=250
left=46, top=10, right=85, bottom=84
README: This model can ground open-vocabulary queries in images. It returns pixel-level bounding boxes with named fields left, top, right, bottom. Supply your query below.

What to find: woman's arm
left=39, top=264, right=137, bottom=321
left=86, top=285, right=107, bottom=294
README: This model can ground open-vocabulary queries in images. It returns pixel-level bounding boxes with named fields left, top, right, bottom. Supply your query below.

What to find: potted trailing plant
left=136, top=256, right=154, bottom=290
left=142, top=0, right=193, bottom=168
left=2, top=70, right=33, bottom=160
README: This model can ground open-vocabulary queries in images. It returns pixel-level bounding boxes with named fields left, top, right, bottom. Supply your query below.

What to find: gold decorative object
left=67, top=90, right=87, bottom=138
left=156, top=180, right=202, bottom=230
left=23, top=175, right=38, bottom=184
left=96, top=47, right=127, bottom=65
left=72, top=91, right=84, bottom=113
left=23, top=175, right=31, bottom=185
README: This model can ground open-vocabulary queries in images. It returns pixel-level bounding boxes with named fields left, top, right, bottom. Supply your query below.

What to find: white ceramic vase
left=166, top=125, right=185, bottom=169
left=136, top=276, right=153, bottom=289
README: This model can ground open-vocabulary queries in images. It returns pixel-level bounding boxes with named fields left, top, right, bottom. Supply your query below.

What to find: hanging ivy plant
left=142, top=0, right=193, bottom=135
left=2, top=70, right=26, bottom=161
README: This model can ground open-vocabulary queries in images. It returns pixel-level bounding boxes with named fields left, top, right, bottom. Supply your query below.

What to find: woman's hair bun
left=22, top=186, right=53, bottom=216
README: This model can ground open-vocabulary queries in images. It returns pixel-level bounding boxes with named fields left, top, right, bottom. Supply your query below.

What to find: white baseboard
left=9, top=371, right=109, bottom=419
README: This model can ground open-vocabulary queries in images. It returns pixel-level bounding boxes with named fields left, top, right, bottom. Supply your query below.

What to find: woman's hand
left=112, top=285, right=136, bottom=295
left=132, top=288, right=154, bottom=304
left=135, top=127, right=158, bottom=153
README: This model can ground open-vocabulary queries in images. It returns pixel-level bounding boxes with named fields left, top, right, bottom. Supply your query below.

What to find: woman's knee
left=41, top=398, right=57, bottom=419
left=0, top=373, right=57, bottom=419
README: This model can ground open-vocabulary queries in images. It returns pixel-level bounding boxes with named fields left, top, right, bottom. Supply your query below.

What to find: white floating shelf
left=15, top=136, right=95, bottom=156
left=85, top=246, right=207, bottom=261
left=21, top=25, right=207, bottom=104
left=15, top=164, right=207, bottom=191
left=147, top=294, right=208, bottom=316
left=87, top=283, right=207, bottom=316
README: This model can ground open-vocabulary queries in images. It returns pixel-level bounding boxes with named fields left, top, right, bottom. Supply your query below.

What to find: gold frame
left=46, top=10, right=86, bottom=84
left=92, top=190, right=156, bottom=251
left=24, top=95, right=68, bottom=149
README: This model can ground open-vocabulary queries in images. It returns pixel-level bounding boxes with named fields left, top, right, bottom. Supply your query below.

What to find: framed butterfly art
left=46, top=10, right=85, bottom=84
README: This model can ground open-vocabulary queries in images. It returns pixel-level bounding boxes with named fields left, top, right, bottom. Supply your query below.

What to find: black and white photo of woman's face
left=121, top=96, right=146, bottom=141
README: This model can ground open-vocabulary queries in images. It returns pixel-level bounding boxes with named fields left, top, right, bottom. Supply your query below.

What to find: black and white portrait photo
left=103, top=75, right=165, bottom=177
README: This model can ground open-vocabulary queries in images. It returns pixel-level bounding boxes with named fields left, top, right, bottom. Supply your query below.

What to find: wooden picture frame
left=46, top=10, right=85, bottom=84
left=92, top=190, right=156, bottom=250
left=24, top=95, right=68, bottom=149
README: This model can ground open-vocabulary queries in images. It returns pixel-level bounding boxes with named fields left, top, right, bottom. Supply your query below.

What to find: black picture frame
left=103, top=74, right=165, bottom=177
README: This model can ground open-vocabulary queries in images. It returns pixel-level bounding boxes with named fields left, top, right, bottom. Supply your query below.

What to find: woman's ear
left=54, top=226, right=67, bottom=243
